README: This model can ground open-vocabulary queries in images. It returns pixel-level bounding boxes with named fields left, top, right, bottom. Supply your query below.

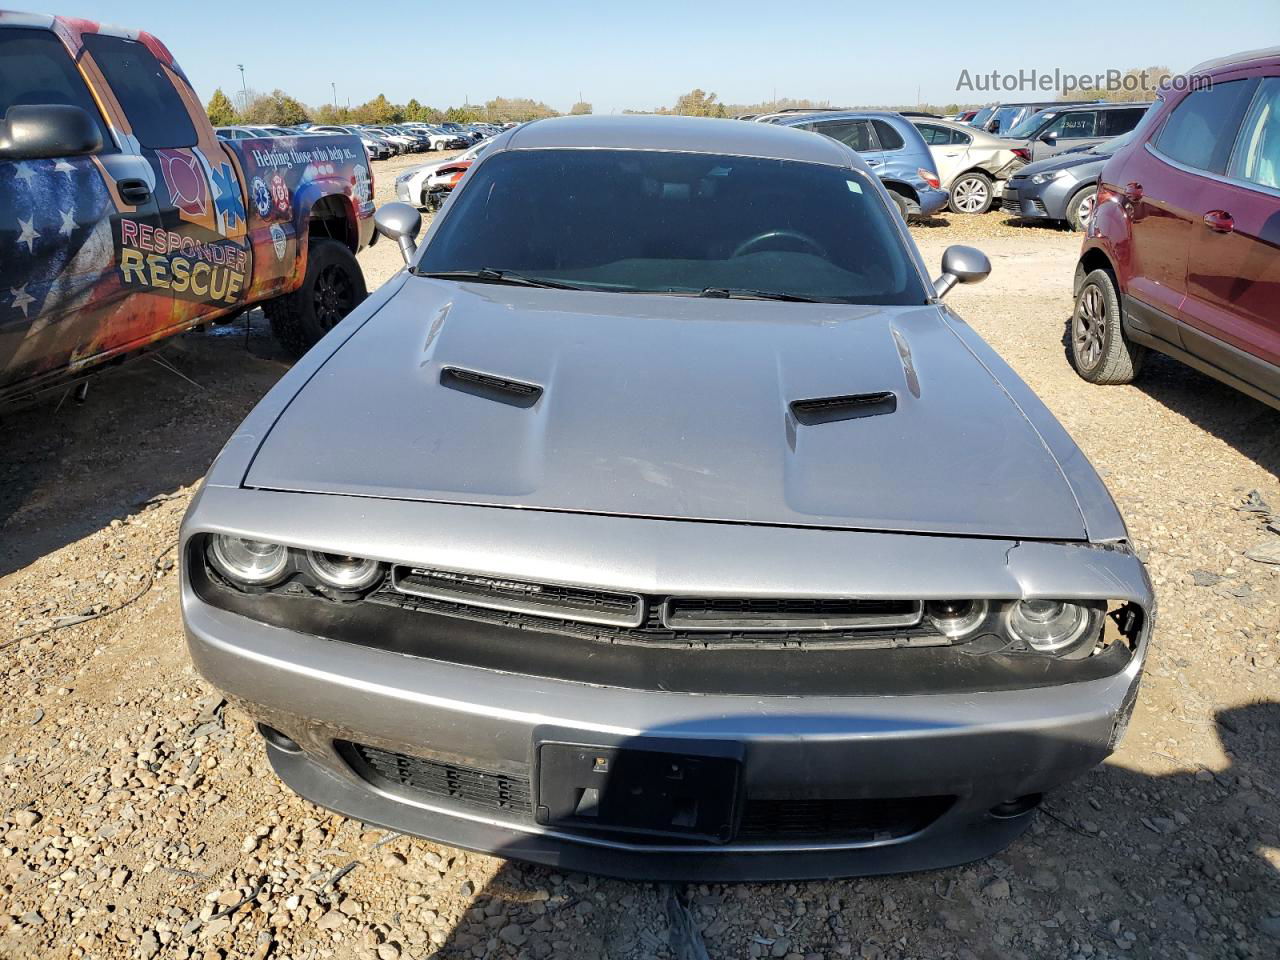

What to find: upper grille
left=392, top=566, right=643, bottom=627
left=377, top=573, right=943, bottom=650
left=663, top=597, right=921, bottom=631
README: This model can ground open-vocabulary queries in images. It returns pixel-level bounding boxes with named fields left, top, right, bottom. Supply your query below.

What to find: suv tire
left=1070, top=268, right=1145, bottom=384
left=265, top=238, right=367, bottom=357
left=949, top=171, right=994, bottom=214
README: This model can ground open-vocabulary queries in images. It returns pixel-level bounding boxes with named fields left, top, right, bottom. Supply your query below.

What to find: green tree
left=404, top=98, right=427, bottom=121
left=672, top=89, right=726, bottom=118
left=243, top=89, right=309, bottom=125
left=483, top=97, right=558, bottom=123
left=355, top=93, right=401, bottom=124
left=205, top=88, right=239, bottom=125
left=569, top=100, right=592, bottom=115
left=312, top=103, right=352, bottom=125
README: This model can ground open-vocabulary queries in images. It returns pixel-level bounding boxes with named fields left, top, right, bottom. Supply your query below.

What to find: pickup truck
left=0, top=12, right=376, bottom=407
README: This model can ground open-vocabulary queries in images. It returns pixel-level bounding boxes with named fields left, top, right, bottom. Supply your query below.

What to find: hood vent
left=790, top=391, right=897, bottom=426
left=440, top=366, right=543, bottom=408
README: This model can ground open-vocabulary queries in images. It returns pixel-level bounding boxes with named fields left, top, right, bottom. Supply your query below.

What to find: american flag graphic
left=0, top=155, right=114, bottom=335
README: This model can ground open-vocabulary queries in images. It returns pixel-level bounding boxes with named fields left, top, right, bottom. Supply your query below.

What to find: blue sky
left=54, top=0, right=1280, bottom=114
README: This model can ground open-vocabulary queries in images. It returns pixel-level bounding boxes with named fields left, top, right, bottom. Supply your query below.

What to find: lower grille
left=344, top=742, right=531, bottom=812
left=342, top=743, right=951, bottom=844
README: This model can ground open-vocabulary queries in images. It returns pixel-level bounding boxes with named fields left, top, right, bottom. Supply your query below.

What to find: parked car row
left=215, top=121, right=504, bottom=161
left=752, top=100, right=1158, bottom=231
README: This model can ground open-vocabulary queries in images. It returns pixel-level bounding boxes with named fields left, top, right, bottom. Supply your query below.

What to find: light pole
left=237, top=63, right=248, bottom=113
left=331, top=82, right=337, bottom=110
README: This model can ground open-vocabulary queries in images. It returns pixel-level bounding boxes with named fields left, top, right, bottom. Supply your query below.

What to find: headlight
left=925, top=599, right=989, bottom=638
left=1005, top=599, right=1102, bottom=656
left=208, top=536, right=289, bottom=586
left=1031, top=168, right=1073, bottom=185
left=306, top=552, right=384, bottom=590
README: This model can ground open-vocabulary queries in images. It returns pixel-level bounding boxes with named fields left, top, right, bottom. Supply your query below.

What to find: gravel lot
left=1, top=154, right=1277, bottom=960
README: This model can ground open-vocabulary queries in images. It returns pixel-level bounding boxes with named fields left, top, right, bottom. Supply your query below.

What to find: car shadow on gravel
left=0, top=312, right=290, bottom=578
left=414, top=702, right=1279, bottom=960
left=1132, top=353, right=1279, bottom=478
left=1057, top=318, right=1279, bottom=479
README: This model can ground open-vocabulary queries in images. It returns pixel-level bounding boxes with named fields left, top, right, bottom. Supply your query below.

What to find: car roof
left=1189, top=46, right=1280, bottom=74
left=504, top=114, right=855, bottom=166
left=1040, top=101, right=1154, bottom=112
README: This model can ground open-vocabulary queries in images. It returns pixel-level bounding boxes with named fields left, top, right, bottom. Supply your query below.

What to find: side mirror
left=0, top=104, right=101, bottom=160
left=933, top=245, right=991, bottom=298
left=374, top=201, right=423, bottom=264
left=1040, top=131, right=1058, bottom=145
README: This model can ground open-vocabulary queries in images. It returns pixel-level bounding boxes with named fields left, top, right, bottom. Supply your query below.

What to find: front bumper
left=180, top=488, right=1151, bottom=880
left=1001, top=176, right=1076, bottom=220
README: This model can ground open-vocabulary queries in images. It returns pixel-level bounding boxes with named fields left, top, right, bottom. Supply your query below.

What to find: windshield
left=990, top=106, right=1035, bottom=134
left=417, top=149, right=928, bottom=305
left=970, top=106, right=995, bottom=128
left=1005, top=109, right=1057, bottom=140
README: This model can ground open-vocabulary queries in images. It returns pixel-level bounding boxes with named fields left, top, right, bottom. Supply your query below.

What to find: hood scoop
left=790, top=391, right=897, bottom=426
left=440, top=365, right=543, bottom=408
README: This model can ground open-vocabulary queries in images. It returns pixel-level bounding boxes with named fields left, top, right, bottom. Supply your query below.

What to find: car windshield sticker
left=847, top=180, right=863, bottom=194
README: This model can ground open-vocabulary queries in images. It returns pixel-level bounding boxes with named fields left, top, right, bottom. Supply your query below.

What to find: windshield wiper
left=418, top=268, right=584, bottom=290
left=699, top=287, right=822, bottom=303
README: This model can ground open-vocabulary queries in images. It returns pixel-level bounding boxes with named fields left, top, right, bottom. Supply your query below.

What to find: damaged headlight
left=926, top=597, right=1107, bottom=658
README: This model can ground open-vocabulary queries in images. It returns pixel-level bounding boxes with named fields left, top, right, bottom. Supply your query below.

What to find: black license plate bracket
left=534, top=737, right=743, bottom=844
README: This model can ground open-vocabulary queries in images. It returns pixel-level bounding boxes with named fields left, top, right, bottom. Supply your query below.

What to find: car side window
left=1228, top=77, right=1280, bottom=190
left=0, top=27, right=113, bottom=151
left=80, top=34, right=197, bottom=150
left=949, top=128, right=973, bottom=146
left=871, top=119, right=905, bottom=151
left=1044, top=112, right=1097, bottom=139
left=1152, top=80, right=1253, bottom=173
left=1100, top=108, right=1147, bottom=137
left=810, top=120, right=873, bottom=152
left=915, top=124, right=947, bottom=145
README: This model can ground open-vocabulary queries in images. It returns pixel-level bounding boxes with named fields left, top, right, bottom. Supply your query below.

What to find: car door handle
left=865, top=159, right=881, bottom=167
left=1202, top=210, right=1234, bottom=233
left=1123, top=181, right=1143, bottom=202
left=116, top=178, right=151, bottom=206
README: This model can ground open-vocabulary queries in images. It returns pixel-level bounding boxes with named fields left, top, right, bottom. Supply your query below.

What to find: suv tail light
left=918, top=168, right=940, bottom=189
left=1011, top=147, right=1031, bottom=163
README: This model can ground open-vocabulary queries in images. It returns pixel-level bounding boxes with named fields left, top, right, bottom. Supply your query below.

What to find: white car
left=394, top=140, right=488, bottom=208
left=403, top=124, right=460, bottom=151
left=910, top=118, right=1023, bottom=215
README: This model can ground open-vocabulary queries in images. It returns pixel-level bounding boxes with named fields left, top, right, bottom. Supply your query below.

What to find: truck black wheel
left=265, top=238, right=367, bottom=358
left=1070, top=268, right=1145, bottom=384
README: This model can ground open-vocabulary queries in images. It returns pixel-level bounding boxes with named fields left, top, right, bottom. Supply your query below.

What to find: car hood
left=244, top=280, right=1087, bottom=539
left=1014, top=150, right=1109, bottom=177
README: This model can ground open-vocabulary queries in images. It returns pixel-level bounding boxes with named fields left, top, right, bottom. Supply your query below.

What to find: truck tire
left=1069, top=268, right=1145, bottom=384
left=265, top=238, right=367, bottom=357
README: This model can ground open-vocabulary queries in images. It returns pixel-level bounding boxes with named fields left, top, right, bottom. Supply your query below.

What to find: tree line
left=624, top=69, right=1170, bottom=118
left=205, top=88, right=581, bottom=127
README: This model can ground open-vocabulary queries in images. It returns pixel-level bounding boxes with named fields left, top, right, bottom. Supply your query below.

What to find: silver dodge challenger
left=181, top=115, right=1154, bottom=881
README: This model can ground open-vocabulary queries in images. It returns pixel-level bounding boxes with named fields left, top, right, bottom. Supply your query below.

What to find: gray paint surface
left=243, top=280, right=1088, bottom=539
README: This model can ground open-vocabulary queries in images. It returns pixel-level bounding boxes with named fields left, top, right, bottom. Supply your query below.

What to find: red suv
left=1070, top=48, right=1279, bottom=411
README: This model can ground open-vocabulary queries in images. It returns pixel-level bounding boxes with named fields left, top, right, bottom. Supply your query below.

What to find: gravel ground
left=1, top=166, right=1278, bottom=960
